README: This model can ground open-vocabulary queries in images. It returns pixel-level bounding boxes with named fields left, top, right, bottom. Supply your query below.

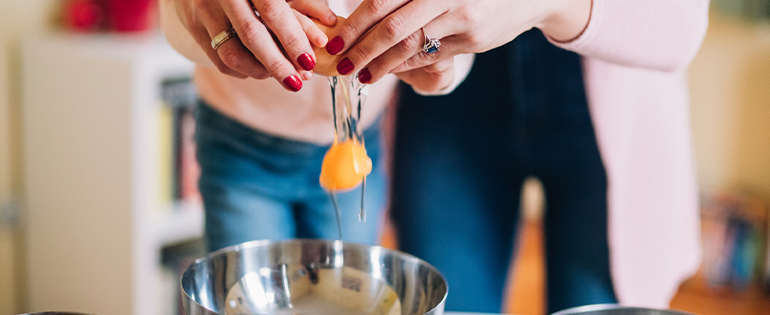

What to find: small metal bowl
left=552, top=304, right=696, bottom=315
left=181, top=239, right=448, bottom=315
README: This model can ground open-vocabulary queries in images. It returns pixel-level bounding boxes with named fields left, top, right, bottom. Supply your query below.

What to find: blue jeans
left=195, top=102, right=386, bottom=252
left=392, top=30, right=617, bottom=313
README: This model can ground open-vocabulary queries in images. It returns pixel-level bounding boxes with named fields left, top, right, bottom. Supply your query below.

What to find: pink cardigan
left=548, top=0, right=710, bottom=307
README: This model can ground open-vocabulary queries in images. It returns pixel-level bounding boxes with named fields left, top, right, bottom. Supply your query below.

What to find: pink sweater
left=550, top=0, right=710, bottom=307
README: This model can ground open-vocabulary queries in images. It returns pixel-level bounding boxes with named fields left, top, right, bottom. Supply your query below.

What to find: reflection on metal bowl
left=181, top=239, right=448, bottom=315
left=552, top=304, right=697, bottom=315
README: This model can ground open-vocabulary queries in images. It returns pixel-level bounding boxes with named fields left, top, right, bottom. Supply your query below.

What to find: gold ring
left=211, top=29, right=238, bottom=51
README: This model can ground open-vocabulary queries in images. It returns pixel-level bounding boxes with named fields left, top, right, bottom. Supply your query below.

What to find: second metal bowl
left=552, top=304, right=696, bottom=315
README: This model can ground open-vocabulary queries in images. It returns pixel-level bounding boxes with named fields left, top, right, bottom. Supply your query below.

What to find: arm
left=323, top=0, right=592, bottom=85
left=549, top=0, right=710, bottom=72
left=325, top=0, right=708, bottom=87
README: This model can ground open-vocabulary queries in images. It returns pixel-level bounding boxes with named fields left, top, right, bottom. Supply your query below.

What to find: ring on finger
left=211, top=29, right=238, bottom=51
left=421, top=27, right=441, bottom=54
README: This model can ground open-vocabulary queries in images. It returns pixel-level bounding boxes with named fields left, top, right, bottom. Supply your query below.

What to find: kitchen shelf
left=154, top=201, right=204, bottom=247
left=22, top=31, right=199, bottom=315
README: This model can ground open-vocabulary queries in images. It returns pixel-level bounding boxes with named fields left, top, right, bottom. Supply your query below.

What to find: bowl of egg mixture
left=181, top=239, right=447, bottom=315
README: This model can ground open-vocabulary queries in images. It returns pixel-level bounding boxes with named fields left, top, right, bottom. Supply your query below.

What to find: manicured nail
left=326, top=36, right=344, bottom=55
left=358, top=68, right=371, bottom=84
left=283, top=75, right=302, bottom=92
left=337, top=58, right=354, bottom=75
left=297, top=53, right=315, bottom=71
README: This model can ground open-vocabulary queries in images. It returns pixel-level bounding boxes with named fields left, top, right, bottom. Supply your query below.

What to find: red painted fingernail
left=297, top=53, right=315, bottom=71
left=358, top=68, right=371, bottom=84
left=326, top=36, right=344, bottom=55
left=283, top=75, right=302, bottom=92
left=337, top=58, right=354, bottom=75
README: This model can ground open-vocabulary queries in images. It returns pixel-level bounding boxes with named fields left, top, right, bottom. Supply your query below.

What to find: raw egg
left=319, top=139, right=372, bottom=191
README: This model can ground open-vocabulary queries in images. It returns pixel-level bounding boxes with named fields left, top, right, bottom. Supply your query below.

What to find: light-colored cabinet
left=22, top=32, right=202, bottom=315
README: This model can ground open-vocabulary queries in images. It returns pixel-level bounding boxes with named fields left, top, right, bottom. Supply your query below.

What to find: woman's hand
left=324, top=0, right=591, bottom=84
left=392, top=57, right=455, bottom=94
left=168, top=0, right=337, bottom=91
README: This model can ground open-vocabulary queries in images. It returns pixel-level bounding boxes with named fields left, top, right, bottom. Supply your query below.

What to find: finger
left=394, top=63, right=455, bottom=93
left=195, top=0, right=275, bottom=80
left=209, top=29, right=275, bottom=80
left=355, top=27, right=423, bottom=83
left=249, top=0, right=317, bottom=72
left=356, top=14, right=457, bottom=83
left=182, top=0, right=254, bottom=78
left=389, top=35, right=463, bottom=73
left=300, top=70, right=313, bottom=80
left=324, top=0, right=410, bottom=56
left=395, top=58, right=454, bottom=81
left=216, top=0, right=303, bottom=91
left=294, top=10, right=328, bottom=47
left=422, top=57, right=455, bottom=73
left=289, top=0, right=337, bottom=26
left=189, top=21, right=250, bottom=78
left=334, top=0, right=446, bottom=76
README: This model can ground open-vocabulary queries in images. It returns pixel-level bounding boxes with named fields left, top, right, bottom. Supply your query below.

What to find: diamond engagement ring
left=211, top=29, right=238, bottom=51
left=421, top=27, right=441, bottom=54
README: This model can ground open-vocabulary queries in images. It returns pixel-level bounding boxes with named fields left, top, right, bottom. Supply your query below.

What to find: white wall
left=689, top=13, right=770, bottom=198
left=0, top=0, right=60, bottom=313
left=0, top=39, right=18, bottom=315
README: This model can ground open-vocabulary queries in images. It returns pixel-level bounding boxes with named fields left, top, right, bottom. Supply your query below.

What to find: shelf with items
left=699, top=191, right=769, bottom=291
left=22, top=31, right=202, bottom=315
left=153, top=200, right=204, bottom=248
left=155, top=75, right=204, bottom=247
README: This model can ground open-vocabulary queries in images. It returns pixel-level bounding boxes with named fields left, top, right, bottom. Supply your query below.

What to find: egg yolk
left=319, top=140, right=372, bottom=191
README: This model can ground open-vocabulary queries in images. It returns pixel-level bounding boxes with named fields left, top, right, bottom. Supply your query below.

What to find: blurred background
left=1, top=0, right=769, bottom=314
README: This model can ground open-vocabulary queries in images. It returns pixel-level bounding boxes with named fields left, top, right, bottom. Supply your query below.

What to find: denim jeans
left=195, top=102, right=386, bottom=252
left=392, top=30, right=617, bottom=313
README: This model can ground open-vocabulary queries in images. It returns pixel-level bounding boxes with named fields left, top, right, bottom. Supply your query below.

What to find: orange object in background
left=319, top=139, right=371, bottom=191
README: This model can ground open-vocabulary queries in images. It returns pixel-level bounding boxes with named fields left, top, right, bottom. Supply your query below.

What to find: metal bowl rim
left=181, top=238, right=449, bottom=315
left=551, top=304, right=696, bottom=315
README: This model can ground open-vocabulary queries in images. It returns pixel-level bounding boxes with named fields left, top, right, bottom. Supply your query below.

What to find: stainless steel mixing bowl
left=181, top=239, right=448, bottom=315
left=552, top=304, right=696, bottom=315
